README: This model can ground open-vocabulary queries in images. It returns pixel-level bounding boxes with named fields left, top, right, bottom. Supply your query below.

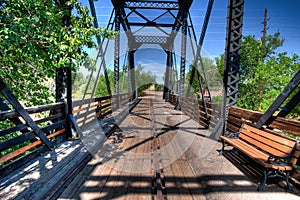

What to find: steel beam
left=55, top=68, right=66, bottom=103
left=256, top=70, right=300, bottom=128
left=124, top=1, right=179, bottom=10
left=222, top=0, right=244, bottom=134
left=114, top=8, right=121, bottom=108
left=128, top=50, right=136, bottom=99
left=135, top=35, right=168, bottom=44
left=179, top=10, right=188, bottom=96
left=129, top=22, right=174, bottom=27
left=277, top=89, right=300, bottom=118
left=0, top=78, right=53, bottom=149
left=163, top=50, right=172, bottom=100
left=186, top=0, right=214, bottom=97
left=88, top=0, right=112, bottom=96
left=175, top=10, right=188, bottom=110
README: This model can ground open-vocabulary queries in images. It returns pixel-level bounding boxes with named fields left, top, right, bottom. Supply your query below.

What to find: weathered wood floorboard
left=58, top=92, right=205, bottom=199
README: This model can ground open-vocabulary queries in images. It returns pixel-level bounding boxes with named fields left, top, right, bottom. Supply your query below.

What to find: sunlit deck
left=1, top=92, right=299, bottom=200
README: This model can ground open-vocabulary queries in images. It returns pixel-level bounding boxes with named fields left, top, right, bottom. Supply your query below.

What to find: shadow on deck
left=1, top=91, right=300, bottom=200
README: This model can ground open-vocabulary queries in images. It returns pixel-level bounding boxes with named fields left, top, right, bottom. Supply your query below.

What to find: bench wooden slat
left=242, top=124, right=300, bottom=165
left=244, top=124, right=295, bottom=147
left=240, top=128, right=292, bottom=156
left=221, top=136, right=293, bottom=171
left=240, top=130, right=293, bottom=155
left=239, top=132, right=289, bottom=158
left=291, top=149, right=300, bottom=165
left=221, top=136, right=269, bottom=161
left=220, top=123, right=300, bottom=191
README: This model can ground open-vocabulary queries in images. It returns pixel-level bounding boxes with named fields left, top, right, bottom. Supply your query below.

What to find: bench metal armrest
left=267, top=141, right=299, bottom=166
left=267, top=155, right=290, bottom=166
left=223, top=123, right=246, bottom=138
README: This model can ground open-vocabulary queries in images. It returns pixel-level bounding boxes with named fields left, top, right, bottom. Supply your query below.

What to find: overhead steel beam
left=124, top=1, right=180, bottom=10
left=167, top=9, right=183, bottom=46
left=128, top=22, right=174, bottom=27
left=222, top=0, right=244, bottom=134
left=135, top=35, right=168, bottom=44
left=179, top=10, right=188, bottom=97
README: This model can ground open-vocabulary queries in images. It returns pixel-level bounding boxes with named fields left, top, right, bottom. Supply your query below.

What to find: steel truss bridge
left=0, top=0, right=300, bottom=199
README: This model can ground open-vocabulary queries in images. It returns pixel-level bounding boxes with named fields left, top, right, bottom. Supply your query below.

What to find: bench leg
left=258, top=170, right=269, bottom=191
left=258, top=170, right=293, bottom=192
left=219, top=139, right=225, bottom=155
left=284, top=171, right=293, bottom=192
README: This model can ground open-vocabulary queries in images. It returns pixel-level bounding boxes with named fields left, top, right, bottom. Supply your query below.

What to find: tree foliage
left=0, top=0, right=114, bottom=106
left=186, top=57, right=222, bottom=94
left=95, top=65, right=157, bottom=97
left=216, top=32, right=300, bottom=118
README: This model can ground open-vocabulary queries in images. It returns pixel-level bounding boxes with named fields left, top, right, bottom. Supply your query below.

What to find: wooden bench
left=220, top=123, right=300, bottom=191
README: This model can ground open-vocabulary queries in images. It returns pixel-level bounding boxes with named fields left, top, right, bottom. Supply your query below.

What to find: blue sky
left=86, top=0, right=300, bottom=56
left=81, top=0, right=300, bottom=83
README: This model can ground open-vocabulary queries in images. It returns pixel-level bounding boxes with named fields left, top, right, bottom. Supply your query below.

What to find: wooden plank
left=0, top=123, right=27, bottom=137
left=0, top=79, right=53, bottom=149
left=267, top=119, right=300, bottom=136
left=244, top=124, right=295, bottom=147
left=0, top=132, right=35, bottom=152
left=0, top=129, right=65, bottom=164
left=177, top=159, right=205, bottom=200
left=95, top=95, right=111, bottom=102
left=226, top=122, right=240, bottom=133
left=229, top=106, right=300, bottom=136
left=0, top=113, right=63, bottom=137
left=221, top=137, right=269, bottom=162
left=239, top=129, right=292, bottom=155
left=229, top=106, right=261, bottom=122
left=0, top=102, right=65, bottom=121
left=227, top=115, right=243, bottom=127
left=239, top=133, right=288, bottom=157
left=72, top=98, right=96, bottom=107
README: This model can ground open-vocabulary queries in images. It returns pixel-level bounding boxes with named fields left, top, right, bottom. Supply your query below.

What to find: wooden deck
left=1, top=91, right=300, bottom=200
left=59, top=92, right=206, bottom=199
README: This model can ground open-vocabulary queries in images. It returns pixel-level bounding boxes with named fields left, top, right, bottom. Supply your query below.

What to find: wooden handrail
left=0, top=129, right=65, bottom=164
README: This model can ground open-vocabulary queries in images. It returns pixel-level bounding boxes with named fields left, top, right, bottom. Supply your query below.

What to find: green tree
left=95, top=69, right=114, bottom=96
left=72, top=71, right=88, bottom=95
left=186, top=57, right=221, bottom=94
left=215, top=32, right=299, bottom=118
left=0, top=0, right=115, bottom=106
left=95, top=65, right=157, bottom=97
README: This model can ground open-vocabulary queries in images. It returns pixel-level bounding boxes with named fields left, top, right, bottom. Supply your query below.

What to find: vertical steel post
left=222, top=0, right=244, bottom=135
left=64, top=3, right=73, bottom=138
left=114, top=8, right=121, bottom=108
left=175, top=10, right=188, bottom=110
left=128, top=50, right=136, bottom=99
left=55, top=68, right=65, bottom=103
left=163, top=50, right=172, bottom=100
left=179, top=10, right=188, bottom=97
left=167, top=50, right=173, bottom=102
